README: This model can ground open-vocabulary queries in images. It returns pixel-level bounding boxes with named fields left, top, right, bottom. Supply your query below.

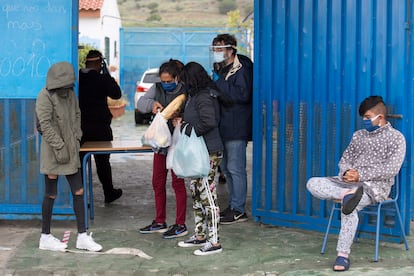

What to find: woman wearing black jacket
left=176, top=62, right=224, bottom=256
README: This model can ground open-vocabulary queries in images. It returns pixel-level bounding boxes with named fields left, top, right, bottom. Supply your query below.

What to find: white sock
left=41, top=233, right=51, bottom=238
left=78, top=232, right=87, bottom=237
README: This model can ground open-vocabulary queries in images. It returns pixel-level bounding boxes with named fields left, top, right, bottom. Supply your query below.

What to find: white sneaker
left=76, top=232, right=103, bottom=252
left=39, top=234, right=67, bottom=251
left=193, top=241, right=222, bottom=256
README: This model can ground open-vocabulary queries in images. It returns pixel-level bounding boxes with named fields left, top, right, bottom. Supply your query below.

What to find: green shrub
left=78, top=44, right=97, bottom=69
left=147, top=2, right=159, bottom=10
left=146, top=14, right=161, bottom=21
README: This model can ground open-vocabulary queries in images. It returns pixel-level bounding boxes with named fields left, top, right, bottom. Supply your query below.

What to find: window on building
left=105, top=37, right=110, bottom=65
left=114, top=41, right=118, bottom=58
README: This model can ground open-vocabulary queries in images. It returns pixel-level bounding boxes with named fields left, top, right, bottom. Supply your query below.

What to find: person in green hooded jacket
left=36, top=61, right=102, bottom=252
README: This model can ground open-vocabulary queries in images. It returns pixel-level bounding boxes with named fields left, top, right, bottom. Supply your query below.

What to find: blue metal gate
left=252, top=0, right=413, bottom=239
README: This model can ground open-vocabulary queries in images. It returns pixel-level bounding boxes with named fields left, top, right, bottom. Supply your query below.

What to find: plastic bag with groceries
left=141, top=111, right=171, bottom=149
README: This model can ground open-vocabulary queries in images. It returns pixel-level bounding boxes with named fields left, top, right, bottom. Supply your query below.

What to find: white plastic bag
left=166, top=123, right=181, bottom=169
left=141, top=112, right=171, bottom=149
left=172, top=125, right=210, bottom=178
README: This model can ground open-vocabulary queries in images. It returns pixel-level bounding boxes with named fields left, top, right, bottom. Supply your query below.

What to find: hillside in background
left=117, top=0, right=254, bottom=27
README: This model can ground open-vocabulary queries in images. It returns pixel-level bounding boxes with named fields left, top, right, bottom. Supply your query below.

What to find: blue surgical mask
left=161, top=82, right=177, bottom=92
left=362, top=114, right=380, bottom=132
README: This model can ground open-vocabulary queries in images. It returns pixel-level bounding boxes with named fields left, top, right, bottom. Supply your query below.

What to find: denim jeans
left=220, top=140, right=248, bottom=213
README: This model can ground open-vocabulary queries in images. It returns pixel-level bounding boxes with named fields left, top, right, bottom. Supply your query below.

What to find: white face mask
left=213, top=51, right=226, bottom=63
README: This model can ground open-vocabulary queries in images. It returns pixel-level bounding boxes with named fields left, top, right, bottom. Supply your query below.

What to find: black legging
left=41, top=170, right=86, bottom=234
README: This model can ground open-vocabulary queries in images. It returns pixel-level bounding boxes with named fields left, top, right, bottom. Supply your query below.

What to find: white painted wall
left=79, top=0, right=121, bottom=80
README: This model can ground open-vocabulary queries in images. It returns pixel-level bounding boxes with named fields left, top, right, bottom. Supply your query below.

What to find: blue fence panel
left=0, top=99, right=75, bottom=220
left=253, top=0, right=412, bottom=240
left=119, top=27, right=248, bottom=110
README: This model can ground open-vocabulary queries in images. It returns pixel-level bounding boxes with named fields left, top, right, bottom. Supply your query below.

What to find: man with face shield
left=306, top=96, right=406, bottom=271
left=210, top=33, right=253, bottom=225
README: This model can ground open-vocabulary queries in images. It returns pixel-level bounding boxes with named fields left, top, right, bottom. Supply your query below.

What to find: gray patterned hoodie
left=338, top=122, right=406, bottom=202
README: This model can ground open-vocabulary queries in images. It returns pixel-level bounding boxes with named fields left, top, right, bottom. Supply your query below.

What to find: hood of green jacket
left=46, top=61, right=76, bottom=90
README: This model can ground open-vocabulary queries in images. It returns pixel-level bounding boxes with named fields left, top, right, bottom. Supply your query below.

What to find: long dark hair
left=181, top=62, right=233, bottom=106
left=180, top=62, right=215, bottom=95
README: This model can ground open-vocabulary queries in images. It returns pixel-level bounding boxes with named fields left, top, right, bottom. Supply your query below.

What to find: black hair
left=358, top=95, right=386, bottom=116
left=159, top=59, right=182, bottom=78
left=180, top=62, right=233, bottom=107
left=212, top=33, right=237, bottom=55
left=180, top=62, right=214, bottom=95
left=169, top=58, right=184, bottom=72
left=86, top=50, right=103, bottom=59
left=85, top=50, right=103, bottom=67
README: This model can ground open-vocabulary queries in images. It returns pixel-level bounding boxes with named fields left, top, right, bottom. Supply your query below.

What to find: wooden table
left=80, top=141, right=152, bottom=229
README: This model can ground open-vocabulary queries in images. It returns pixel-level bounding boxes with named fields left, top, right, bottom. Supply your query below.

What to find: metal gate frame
left=252, top=0, right=413, bottom=240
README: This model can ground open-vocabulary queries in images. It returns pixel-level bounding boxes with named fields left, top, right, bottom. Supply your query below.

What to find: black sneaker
left=219, top=206, right=232, bottom=218
left=193, top=241, right=222, bottom=256
left=178, top=235, right=207, bottom=247
left=104, top=188, right=123, bottom=203
left=220, top=209, right=248, bottom=225
left=162, top=224, right=188, bottom=239
left=139, top=220, right=167, bottom=233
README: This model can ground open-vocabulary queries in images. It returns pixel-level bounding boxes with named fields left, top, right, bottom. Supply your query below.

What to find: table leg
left=82, top=152, right=92, bottom=230
left=88, top=156, right=94, bottom=220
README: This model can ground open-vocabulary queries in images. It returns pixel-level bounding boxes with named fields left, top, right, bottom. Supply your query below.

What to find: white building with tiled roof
left=79, top=0, right=121, bottom=79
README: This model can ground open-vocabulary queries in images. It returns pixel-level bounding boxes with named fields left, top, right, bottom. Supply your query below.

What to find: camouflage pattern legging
left=190, top=152, right=222, bottom=244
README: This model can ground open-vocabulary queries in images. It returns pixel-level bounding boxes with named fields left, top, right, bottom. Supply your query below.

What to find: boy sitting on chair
left=306, top=95, right=406, bottom=271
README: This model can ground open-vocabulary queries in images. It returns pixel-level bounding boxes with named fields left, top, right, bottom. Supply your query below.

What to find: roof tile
left=79, top=0, right=103, bottom=11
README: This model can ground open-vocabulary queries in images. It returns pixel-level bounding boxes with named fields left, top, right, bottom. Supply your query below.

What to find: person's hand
left=172, top=117, right=182, bottom=127
left=212, top=70, right=220, bottom=81
left=343, top=169, right=359, bottom=182
left=101, top=60, right=110, bottom=75
left=180, top=122, right=192, bottom=136
left=152, top=101, right=164, bottom=114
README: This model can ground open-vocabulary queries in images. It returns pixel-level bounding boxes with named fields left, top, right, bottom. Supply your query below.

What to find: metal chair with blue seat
left=320, top=175, right=409, bottom=261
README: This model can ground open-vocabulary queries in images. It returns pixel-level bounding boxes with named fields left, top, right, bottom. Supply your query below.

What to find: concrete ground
left=1, top=111, right=414, bottom=275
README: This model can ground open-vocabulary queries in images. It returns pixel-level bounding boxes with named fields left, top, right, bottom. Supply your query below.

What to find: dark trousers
left=80, top=152, right=114, bottom=196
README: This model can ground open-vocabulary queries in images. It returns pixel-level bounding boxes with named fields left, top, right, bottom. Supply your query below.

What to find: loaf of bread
left=160, top=94, right=186, bottom=119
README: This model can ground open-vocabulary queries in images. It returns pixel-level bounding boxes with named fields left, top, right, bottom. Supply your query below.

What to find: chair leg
left=393, top=202, right=410, bottom=251
left=374, top=205, right=382, bottom=262
left=321, top=204, right=337, bottom=254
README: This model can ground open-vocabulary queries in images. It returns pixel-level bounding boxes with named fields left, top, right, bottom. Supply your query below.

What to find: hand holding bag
left=172, top=125, right=210, bottom=178
left=141, top=111, right=171, bottom=149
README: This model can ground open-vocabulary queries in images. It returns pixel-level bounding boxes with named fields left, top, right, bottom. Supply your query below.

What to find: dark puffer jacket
left=215, top=54, right=253, bottom=141
left=182, top=88, right=223, bottom=154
